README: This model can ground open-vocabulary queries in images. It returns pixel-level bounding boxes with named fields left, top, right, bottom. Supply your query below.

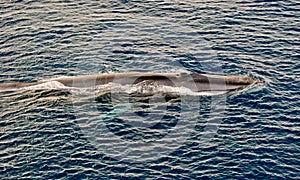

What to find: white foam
left=21, top=81, right=69, bottom=90
left=1, top=80, right=233, bottom=97
left=92, top=82, right=229, bottom=97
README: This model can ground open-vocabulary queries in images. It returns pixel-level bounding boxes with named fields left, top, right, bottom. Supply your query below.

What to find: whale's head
left=178, top=72, right=260, bottom=92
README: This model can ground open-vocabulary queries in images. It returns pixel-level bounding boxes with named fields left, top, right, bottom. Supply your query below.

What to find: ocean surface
left=0, top=0, right=299, bottom=179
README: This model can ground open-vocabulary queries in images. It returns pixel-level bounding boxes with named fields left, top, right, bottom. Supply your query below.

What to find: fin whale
left=0, top=72, right=260, bottom=93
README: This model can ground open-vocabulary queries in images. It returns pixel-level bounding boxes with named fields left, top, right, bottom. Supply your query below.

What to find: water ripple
left=0, top=0, right=299, bottom=179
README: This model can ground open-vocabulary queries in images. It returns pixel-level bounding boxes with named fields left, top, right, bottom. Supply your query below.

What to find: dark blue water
left=0, top=0, right=299, bottom=179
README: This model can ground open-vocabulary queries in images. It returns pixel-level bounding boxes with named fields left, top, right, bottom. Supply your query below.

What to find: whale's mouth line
left=0, top=72, right=262, bottom=96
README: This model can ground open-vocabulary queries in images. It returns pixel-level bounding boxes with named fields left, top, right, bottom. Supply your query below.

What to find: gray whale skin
left=0, top=72, right=260, bottom=92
